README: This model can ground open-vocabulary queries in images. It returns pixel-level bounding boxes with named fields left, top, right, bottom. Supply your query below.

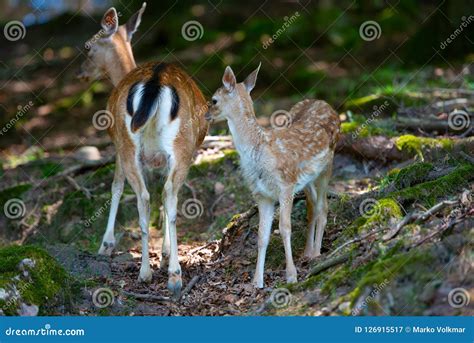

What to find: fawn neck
left=227, top=101, right=265, bottom=156
left=108, top=44, right=136, bottom=86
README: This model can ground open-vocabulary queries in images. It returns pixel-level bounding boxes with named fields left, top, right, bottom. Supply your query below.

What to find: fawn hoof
left=98, top=241, right=115, bottom=256
left=167, top=272, right=182, bottom=298
left=138, top=266, right=153, bottom=283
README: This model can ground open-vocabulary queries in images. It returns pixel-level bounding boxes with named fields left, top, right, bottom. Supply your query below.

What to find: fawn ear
left=243, top=62, right=261, bottom=93
left=125, top=2, right=146, bottom=41
left=222, top=66, right=236, bottom=92
left=101, top=7, right=119, bottom=36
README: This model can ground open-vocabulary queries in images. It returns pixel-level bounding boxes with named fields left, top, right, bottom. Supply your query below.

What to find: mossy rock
left=0, top=245, right=73, bottom=315
left=388, top=163, right=474, bottom=207
left=0, top=184, right=31, bottom=210
left=395, top=135, right=453, bottom=159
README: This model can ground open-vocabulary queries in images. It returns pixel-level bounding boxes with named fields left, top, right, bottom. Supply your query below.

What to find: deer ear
left=125, top=2, right=146, bottom=41
left=243, top=62, right=261, bottom=93
left=101, top=7, right=119, bottom=36
left=222, top=66, right=236, bottom=92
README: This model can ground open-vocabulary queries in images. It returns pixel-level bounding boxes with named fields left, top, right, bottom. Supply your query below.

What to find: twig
left=188, top=241, right=218, bottom=255
left=122, top=291, right=171, bottom=302
left=309, top=253, right=351, bottom=276
left=179, top=275, right=201, bottom=301
left=383, top=212, right=415, bottom=241
left=459, top=151, right=474, bottom=164
left=327, top=228, right=386, bottom=259
left=65, top=175, right=91, bottom=199
left=415, top=200, right=458, bottom=222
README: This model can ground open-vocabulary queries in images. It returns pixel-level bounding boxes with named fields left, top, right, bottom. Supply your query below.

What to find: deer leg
left=303, top=183, right=317, bottom=258
left=163, top=162, right=188, bottom=297
left=279, top=188, right=297, bottom=284
left=160, top=206, right=171, bottom=269
left=314, top=167, right=331, bottom=257
left=98, top=156, right=125, bottom=256
left=252, top=197, right=275, bottom=288
left=122, top=157, right=152, bottom=283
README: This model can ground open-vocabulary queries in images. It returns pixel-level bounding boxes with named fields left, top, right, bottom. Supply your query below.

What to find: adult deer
left=205, top=64, right=340, bottom=288
left=79, top=4, right=208, bottom=296
left=77, top=3, right=146, bottom=86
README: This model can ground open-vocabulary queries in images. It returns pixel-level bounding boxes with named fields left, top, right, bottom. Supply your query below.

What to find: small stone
left=214, top=182, right=225, bottom=195
left=0, top=288, right=7, bottom=300
left=18, top=258, right=36, bottom=271
left=74, top=146, right=102, bottom=162
left=338, top=301, right=351, bottom=313
left=18, top=303, right=39, bottom=317
left=224, top=294, right=238, bottom=303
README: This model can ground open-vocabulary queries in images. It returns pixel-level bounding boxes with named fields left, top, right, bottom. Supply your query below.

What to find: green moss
left=188, top=149, right=239, bottom=178
left=388, top=163, right=474, bottom=207
left=348, top=246, right=435, bottom=306
left=392, top=162, right=434, bottom=189
left=395, top=135, right=453, bottom=159
left=0, top=245, right=72, bottom=315
left=340, top=115, right=396, bottom=138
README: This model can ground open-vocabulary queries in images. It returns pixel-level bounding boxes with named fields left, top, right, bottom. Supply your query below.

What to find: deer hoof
left=98, top=241, right=115, bottom=256
left=167, top=272, right=182, bottom=298
left=138, top=266, right=153, bottom=283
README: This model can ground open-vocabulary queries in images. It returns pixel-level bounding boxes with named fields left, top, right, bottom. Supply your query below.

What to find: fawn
left=79, top=4, right=208, bottom=295
left=77, top=3, right=146, bottom=86
left=205, top=65, right=340, bottom=288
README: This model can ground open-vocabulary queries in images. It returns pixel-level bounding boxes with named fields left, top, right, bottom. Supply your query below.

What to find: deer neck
left=227, top=102, right=265, bottom=158
left=107, top=45, right=136, bottom=86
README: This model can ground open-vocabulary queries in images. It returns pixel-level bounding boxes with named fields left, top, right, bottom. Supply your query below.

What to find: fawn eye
left=212, top=98, right=217, bottom=105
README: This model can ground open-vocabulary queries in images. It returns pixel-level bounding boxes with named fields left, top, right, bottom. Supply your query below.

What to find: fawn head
left=205, top=63, right=261, bottom=122
left=77, top=3, right=146, bottom=82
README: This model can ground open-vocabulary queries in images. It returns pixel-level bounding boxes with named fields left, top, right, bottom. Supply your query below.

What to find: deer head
left=205, top=63, right=261, bottom=122
left=77, top=3, right=146, bottom=85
